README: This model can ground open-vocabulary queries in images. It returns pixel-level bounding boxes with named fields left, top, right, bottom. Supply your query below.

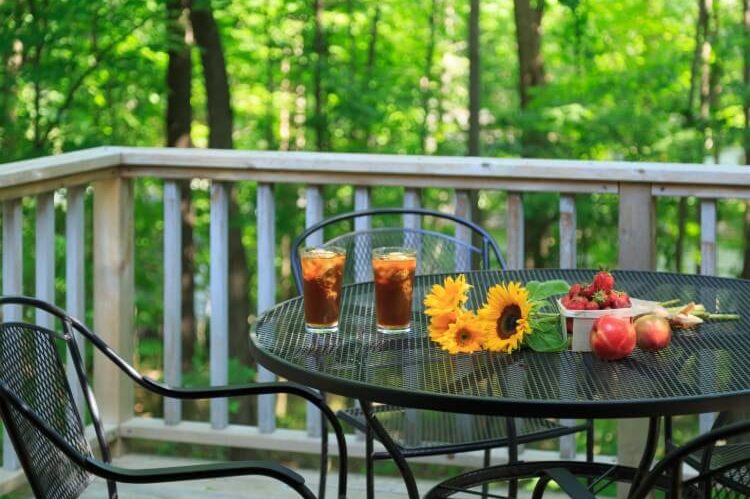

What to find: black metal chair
left=0, top=296, right=348, bottom=499
left=291, top=207, right=594, bottom=497
left=664, top=413, right=750, bottom=497
left=424, top=418, right=750, bottom=498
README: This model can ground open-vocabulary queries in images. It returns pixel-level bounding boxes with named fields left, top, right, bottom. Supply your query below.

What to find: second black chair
left=291, top=207, right=593, bottom=498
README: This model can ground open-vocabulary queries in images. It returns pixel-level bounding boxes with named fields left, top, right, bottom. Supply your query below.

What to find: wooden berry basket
left=557, top=298, right=654, bottom=352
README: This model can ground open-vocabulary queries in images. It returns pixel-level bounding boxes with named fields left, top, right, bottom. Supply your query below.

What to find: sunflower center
left=496, top=305, right=521, bottom=339
left=456, top=328, right=473, bottom=345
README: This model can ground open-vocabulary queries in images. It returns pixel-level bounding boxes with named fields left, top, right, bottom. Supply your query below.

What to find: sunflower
left=428, top=310, right=458, bottom=341
left=478, top=281, right=532, bottom=353
left=433, top=310, right=486, bottom=354
left=423, top=275, right=472, bottom=317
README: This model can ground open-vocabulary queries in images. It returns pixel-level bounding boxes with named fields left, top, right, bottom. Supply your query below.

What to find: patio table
left=249, top=269, right=750, bottom=498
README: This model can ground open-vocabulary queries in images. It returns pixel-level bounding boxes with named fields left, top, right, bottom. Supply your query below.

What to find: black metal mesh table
left=250, top=269, right=750, bottom=420
left=251, top=269, right=750, bottom=498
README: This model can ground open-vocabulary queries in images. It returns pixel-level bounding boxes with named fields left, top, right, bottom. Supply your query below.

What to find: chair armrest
left=88, top=458, right=306, bottom=485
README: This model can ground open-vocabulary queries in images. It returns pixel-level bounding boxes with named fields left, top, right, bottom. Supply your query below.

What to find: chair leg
left=318, top=409, right=328, bottom=499
left=366, top=421, right=374, bottom=499
left=586, top=419, right=595, bottom=463
left=506, top=418, right=518, bottom=499
left=481, top=448, right=490, bottom=499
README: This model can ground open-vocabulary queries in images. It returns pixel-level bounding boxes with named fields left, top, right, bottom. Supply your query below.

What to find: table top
left=249, top=269, right=750, bottom=419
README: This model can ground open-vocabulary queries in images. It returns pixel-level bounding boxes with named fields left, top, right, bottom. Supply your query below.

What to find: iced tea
left=301, top=247, right=346, bottom=333
left=372, top=247, right=417, bottom=333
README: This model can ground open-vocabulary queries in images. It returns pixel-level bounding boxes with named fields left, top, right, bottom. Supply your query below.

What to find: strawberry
left=592, top=290, right=608, bottom=308
left=593, top=270, right=615, bottom=292
left=585, top=300, right=599, bottom=310
left=561, top=295, right=572, bottom=308
left=612, top=291, right=631, bottom=309
left=568, top=283, right=583, bottom=297
left=581, top=284, right=595, bottom=298
left=566, top=297, right=588, bottom=310
left=566, top=318, right=573, bottom=334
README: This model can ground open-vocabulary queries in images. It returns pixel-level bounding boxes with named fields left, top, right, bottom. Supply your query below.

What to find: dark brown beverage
left=372, top=247, right=417, bottom=333
left=301, top=247, right=345, bottom=333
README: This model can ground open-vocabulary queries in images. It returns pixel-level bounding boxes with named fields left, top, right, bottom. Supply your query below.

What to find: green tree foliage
left=3, top=0, right=750, bottom=431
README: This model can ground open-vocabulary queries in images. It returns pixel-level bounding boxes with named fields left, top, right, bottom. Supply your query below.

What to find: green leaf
left=527, top=280, right=569, bottom=301
left=524, top=321, right=568, bottom=352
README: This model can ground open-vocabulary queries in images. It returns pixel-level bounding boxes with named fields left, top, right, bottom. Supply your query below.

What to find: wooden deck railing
left=0, top=146, right=747, bottom=488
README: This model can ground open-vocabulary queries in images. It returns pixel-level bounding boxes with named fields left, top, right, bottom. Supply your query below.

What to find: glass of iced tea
left=372, top=247, right=417, bottom=334
left=301, top=247, right=346, bottom=333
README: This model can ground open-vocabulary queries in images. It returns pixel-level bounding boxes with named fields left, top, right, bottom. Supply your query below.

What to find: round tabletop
left=249, top=269, right=750, bottom=419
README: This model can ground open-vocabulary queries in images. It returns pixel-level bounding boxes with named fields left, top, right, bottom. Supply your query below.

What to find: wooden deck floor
left=6, top=453, right=575, bottom=498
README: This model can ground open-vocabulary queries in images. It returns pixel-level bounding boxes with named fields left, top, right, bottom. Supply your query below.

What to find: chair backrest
left=291, top=208, right=506, bottom=294
left=0, top=298, right=116, bottom=498
left=634, top=418, right=750, bottom=498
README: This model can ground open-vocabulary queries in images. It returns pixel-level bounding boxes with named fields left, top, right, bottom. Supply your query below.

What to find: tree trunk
left=513, top=0, right=545, bottom=110
left=419, top=0, right=439, bottom=153
left=190, top=0, right=254, bottom=432
left=686, top=1, right=708, bottom=124
left=513, top=0, right=546, bottom=157
left=190, top=0, right=233, bottom=149
left=165, top=0, right=196, bottom=374
left=468, top=0, right=480, bottom=157
left=312, top=0, right=328, bottom=151
left=361, top=4, right=380, bottom=148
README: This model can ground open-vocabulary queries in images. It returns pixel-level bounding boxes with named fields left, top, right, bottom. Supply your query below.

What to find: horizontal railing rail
left=0, top=145, right=746, bottom=490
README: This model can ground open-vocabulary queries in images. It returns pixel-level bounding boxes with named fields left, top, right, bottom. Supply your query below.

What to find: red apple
left=634, top=314, right=672, bottom=351
left=590, top=315, right=636, bottom=360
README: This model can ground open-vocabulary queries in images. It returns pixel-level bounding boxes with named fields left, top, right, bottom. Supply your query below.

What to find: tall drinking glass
left=301, top=247, right=346, bottom=333
left=372, top=247, right=417, bottom=334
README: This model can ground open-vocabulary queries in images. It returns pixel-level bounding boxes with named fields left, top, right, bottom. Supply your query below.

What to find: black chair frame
left=424, top=418, right=750, bottom=498
left=0, top=295, right=348, bottom=499
left=290, top=207, right=593, bottom=499
left=291, top=207, right=507, bottom=293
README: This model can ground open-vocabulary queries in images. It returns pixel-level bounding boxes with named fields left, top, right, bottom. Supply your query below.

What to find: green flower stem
left=659, top=299, right=681, bottom=307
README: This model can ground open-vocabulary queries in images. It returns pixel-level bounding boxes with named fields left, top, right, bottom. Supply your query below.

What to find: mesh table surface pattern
left=252, top=269, right=750, bottom=418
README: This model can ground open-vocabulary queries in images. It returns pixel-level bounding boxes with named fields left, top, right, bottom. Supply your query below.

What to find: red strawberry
left=611, top=291, right=631, bottom=309
left=561, top=295, right=572, bottom=308
left=585, top=300, right=600, bottom=310
left=566, top=318, right=573, bottom=334
left=593, top=271, right=615, bottom=292
left=566, top=297, right=588, bottom=310
left=581, top=284, right=595, bottom=298
left=568, top=283, right=583, bottom=297
left=592, top=290, right=608, bottom=308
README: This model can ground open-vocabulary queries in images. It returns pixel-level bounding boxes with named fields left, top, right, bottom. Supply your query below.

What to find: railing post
left=257, top=183, right=276, bottom=434
left=66, top=186, right=87, bottom=419
left=93, top=177, right=134, bottom=452
left=304, top=185, right=323, bottom=438
left=164, top=181, right=182, bottom=425
left=699, top=199, right=718, bottom=433
left=2, top=199, right=22, bottom=471
left=617, top=183, right=655, bottom=498
left=506, top=192, right=524, bottom=269
left=558, top=194, right=577, bottom=458
left=454, top=190, right=472, bottom=271
left=403, top=188, right=421, bottom=230
left=210, top=182, right=230, bottom=430
left=354, top=186, right=371, bottom=283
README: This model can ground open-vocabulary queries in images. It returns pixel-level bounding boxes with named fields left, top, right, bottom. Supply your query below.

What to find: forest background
left=2, top=0, right=749, bottom=457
